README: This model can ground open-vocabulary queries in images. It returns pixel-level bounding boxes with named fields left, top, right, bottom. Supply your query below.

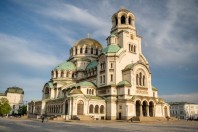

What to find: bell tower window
left=121, top=16, right=126, bottom=24
left=128, top=17, right=131, bottom=25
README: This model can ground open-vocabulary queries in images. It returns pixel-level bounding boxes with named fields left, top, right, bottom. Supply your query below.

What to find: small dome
left=54, top=61, right=76, bottom=71
left=6, top=87, right=24, bottom=94
left=117, top=80, right=131, bottom=87
left=69, top=89, right=83, bottom=95
left=74, top=38, right=103, bottom=48
left=86, top=60, right=98, bottom=70
left=102, top=45, right=121, bottom=54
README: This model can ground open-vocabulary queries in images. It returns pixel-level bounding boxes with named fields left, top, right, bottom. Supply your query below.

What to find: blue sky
left=0, top=0, right=198, bottom=103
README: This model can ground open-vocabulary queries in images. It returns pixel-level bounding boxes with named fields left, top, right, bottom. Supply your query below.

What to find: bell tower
left=111, top=7, right=136, bottom=34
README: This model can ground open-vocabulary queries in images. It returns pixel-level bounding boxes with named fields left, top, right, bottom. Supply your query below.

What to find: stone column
left=146, top=105, right=149, bottom=116
left=140, top=104, right=143, bottom=117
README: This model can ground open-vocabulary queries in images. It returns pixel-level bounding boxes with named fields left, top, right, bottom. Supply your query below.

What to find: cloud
left=0, top=33, right=62, bottom=68
left=161, top=93, right=198, bottom=103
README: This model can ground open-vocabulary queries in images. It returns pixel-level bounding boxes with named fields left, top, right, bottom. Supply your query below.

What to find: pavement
left=0, top=117, right=198, bottom=132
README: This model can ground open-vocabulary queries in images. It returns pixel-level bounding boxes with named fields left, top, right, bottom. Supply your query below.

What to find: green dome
left=54, top=61, right=76, bottom=71
left=86, top=60, right=98, bottom=70
left=102, top=45, right=121, bottom=54
left=117, top=80, right=131, bottom=87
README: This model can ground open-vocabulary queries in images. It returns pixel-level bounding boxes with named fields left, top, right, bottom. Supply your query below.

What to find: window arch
left=128, top=16, right=131, bottom=25
left=100, top=105, right=104, bottom=114
left=61, top=71, right=64, bottom=77
left=134, top=45, right=136, bottom=53
left=92, top=89, right=94, bottom=95
left=85, top=47, right=88, bottom=54
left=75, top=48, right=78, bottom=55
left=89, top=89, right=92, bottom=94
left=136, top=70, right=146, bottom=87
left=121, top=15, right=126, bottom=24
left=95, top=105, right=99, bottom=113
left=80, top=47, right=83, bottom=54
left=91, top=47, right=93, bottom=54
left=89, top=105, right=94, bottom=113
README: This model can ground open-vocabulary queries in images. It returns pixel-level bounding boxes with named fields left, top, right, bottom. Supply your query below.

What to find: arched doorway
left=118, top=112, right=122, bottom=120
left=164, top=106, right=168, bottom=117
left=149, top=102, right=154, bottom=117
left=136, top=100, right=141, bottom=116
left=65, top=101, right=68, bottom=115
left=142, top=101, right=147, bottom=116
left=77, top=100, right=84, bottom=115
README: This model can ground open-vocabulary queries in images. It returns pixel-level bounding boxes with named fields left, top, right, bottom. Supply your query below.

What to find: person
left=41, top=115, right=45, bottom=123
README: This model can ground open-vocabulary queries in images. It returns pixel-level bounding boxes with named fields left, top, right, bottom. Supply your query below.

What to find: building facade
left=28, top=8, right=170, bottom=120
left=0, top=87, right=24, bottom=114
left=170, top=102, right=198, bottom=120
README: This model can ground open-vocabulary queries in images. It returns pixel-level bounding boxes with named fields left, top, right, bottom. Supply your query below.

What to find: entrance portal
left=136, top=100, right=141, bottom=116
left=142, top=101, right=147, bottom=116
left=118, top=112, right=122, bottom=120
left=77, top=100, right=84, bottom=115
left=149, top=102, right=154, bottom=117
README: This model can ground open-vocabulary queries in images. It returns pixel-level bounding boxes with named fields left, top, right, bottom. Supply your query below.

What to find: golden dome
left=73, top=38, right=103, bottom=48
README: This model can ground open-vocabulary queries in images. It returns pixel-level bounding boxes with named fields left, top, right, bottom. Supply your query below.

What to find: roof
left=69, top=89, right=83, bottom=95
left=74, top=38, right=103, bottom=48
left=152, top=86, right=158, bottom=91
left=123, top=61, right=151, bottom=73
left=54, top=61, right=76, bottom=71
left=85, top=95, right=104, bottom=100
left=86, top=60, right=98, bottom=70
left=102, top=45, right=121, bottom=54
left=117, top=80, right=131, bottom=87
left=67, top=81, right=96, bottom=89
left=5, top=87, right=24, bottom=94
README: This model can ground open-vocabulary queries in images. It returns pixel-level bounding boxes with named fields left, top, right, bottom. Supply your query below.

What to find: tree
left=0, top=98, right=11, bottom=115
left=18, top=105, right=27, bottom=115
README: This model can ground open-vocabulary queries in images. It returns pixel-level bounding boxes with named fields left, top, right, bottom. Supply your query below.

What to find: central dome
left=74, top=38, right=103, bottom=48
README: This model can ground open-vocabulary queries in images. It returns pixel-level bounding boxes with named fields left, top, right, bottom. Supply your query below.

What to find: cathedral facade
left=28, top=8, right=170, bottom=120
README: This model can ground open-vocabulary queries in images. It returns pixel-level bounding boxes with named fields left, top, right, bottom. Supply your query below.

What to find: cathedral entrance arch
left=136, top=100, right=141, bottom=116
left=149, top=102, right=154, bottom=117
left=77, top=100, right=84, bottom=115
left=118, top=112, right=122, bottom=120
left=142, top=101, right=147, bottom=116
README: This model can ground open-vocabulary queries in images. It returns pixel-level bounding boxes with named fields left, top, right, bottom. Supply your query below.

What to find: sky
left=0, top=0, right=198, bottom=103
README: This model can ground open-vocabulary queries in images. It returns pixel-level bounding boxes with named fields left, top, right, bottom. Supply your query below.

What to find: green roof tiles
left=117, top=80, right=131, bottom=87
left=124, top=63, right=136, bottom=71
left=54, top=61, right=76, bottom=71
left=84, top=95, right=104, bottom=100
left=102, top=45, right=121, bottom=54
left=67, top=81, right=96, bottom=89
left=86, top=60, right=98, bottom=70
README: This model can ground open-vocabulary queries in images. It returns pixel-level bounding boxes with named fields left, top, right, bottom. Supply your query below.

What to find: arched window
left=87, top=89, right=89, bottom=94
left=95, top=105, right=99, bottom=113
left=61, top=71, right=64, bottom=77
left=89, top=105, right=94, bottom=113
left=143, top=75, right=145, bottom=86
left=139, top=72, right=142, bottom=86
left=121, top=15, right=126, bottom=24
left=136, top=74, right=139, bottom=85
left=85, top=47, right=88, bottom=54
left=134, top=45, right=136, bottom=53
left=80, top=47, right=83, bottom=54
left=128, top=17, right=131, bottom=24
left=128, top=89, right=130, bottom=95
left=129, top=44, right=131, bottom=51
left=56, top=71, right=58, bottom=78
left=75, top=48, right=78, bottom=55
left=96, top=49, right=98, bottom=55
left=92, top=89, right=94, bottom=95
left=100, top=105, right=104, bottom=114
left=91, top=48, right=93, bottom=54
left=66, top=72, right=69, bottom=77
left=89, top=89, right=92, bottom=94
left=131, top=45, right=133, bottom=52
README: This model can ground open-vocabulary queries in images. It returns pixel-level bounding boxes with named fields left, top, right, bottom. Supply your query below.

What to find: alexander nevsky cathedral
left=28, top=8, right=170, bottom=121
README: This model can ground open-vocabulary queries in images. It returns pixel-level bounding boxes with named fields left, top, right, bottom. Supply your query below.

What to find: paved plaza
left=0, top=118, right=198, bottom=132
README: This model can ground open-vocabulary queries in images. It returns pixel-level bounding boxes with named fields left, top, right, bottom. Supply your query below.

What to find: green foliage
left=0, top=98, right=11, bottom=115
left=18, top=105, right=27, bottom=115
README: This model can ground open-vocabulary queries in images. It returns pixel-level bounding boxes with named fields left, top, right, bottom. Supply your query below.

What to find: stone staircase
left=75, top=115, right=94, bottom=120
left=130, top=116, right=168, bottom=122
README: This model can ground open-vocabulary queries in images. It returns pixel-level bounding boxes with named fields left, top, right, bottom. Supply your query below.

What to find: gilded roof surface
left=74, top=38, right=103, bottom=48
left=86, top=60, right=98, bottom=70
left=117, top=80, right=131, bottom=87
left=5, top=87, right=24, bottom=94
left=102, top=45, right=121, bottom=54
left=54, top=61, right=76, bottom=71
